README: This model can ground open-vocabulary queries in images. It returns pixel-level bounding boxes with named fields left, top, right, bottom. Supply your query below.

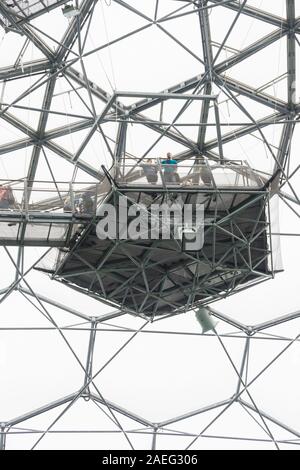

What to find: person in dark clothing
left=64, top=195, right=81, bottom=213
left=64, top=191, right=94, bottom=214
left=188, top=157, right=213, bottom=186
left=199, top=157, right=213, bottom=186
left=80, top=191, right=95, bottom=214
left=140, top=159, right=158, bottom=184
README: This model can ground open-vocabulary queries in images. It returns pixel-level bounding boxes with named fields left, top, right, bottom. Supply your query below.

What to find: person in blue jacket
left=161, top=153, right=180, bottom=183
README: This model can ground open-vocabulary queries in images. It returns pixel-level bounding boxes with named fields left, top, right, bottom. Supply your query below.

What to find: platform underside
left=44, top=188, right=273, bottom=317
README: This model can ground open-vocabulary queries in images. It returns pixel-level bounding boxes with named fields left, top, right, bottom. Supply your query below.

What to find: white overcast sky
left=0, top=0, right=299, bottom=450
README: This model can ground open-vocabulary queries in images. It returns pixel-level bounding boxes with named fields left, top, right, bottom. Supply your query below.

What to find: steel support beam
left=0, top=4, right=55, bottom=60
left=204, top=112, right=288, bottom=152
left=239, top=398, right=300, bottom=439
left=252, top=309, right=300, bottom=333
left=7, top=393, right=78, bottom=427
left=56, top=0, right=97, bottom=62
left=218, top=75, right=288, bottom=114
left=19, top=287, right=92, bottom=321
left=90, top=393, right=153, bottom=428
left=27, top=76, right=57, bottom=185
left=209, top=0, right=288, bottom=28
left=157, top=398, right=232, bottom=427
left=197, top=1, right=214, bottom=149
left=4, top=0, right=70, bottom=26
left=0, top=59, right=51, bottom=82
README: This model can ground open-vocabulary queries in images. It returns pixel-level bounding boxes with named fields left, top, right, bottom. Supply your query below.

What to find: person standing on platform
left=140, top=159, right=159, bottom=184
left=161, top=152, right=180, bottom=184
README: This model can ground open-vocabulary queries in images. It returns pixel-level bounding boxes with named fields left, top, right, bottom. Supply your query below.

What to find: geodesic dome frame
left=0, top=0, right=300, bottom=450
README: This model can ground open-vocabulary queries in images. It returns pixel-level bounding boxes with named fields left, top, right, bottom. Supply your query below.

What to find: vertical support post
left=114, top=120, right=128, bottom=179
left=287, top=0, right=296, bottom=107
left=214, top=101, right=224, bottom=162
left=272, top=1, right=296, bottom=184
left=69, top=181, right=74, bottom=215
left=14, top=246, right=24, bottom=284
left=24, top=178, right=28, bottom=214
left=197, top=0, right=214, bottom=152
left=159, top=102, right=164, bottom=123
left=151, top=426, right=158, bottom=450
left=198, top=0, right=213, bottom=78
left=266, top=190, right=275, bottom=278
left=0, top=424, right=6, bottom=451
left=83, top=318, right=97, bottom=397
left=235, top=337, right=250, bottom=397
left=94, top=183, right=99, bottom=215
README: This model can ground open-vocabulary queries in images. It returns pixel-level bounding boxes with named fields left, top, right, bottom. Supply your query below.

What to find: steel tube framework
left=0, top=0, right=299, bottom=450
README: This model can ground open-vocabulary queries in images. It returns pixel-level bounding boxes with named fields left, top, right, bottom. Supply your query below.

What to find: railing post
left=69, top=182, right=74, bottom=215
left=94, top=184, right=99, bottom=215
left=24, top=178, right=28, bottom=214
left=0, top=423, right=6, bottom=451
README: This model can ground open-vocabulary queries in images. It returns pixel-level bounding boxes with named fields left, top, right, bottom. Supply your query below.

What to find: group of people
left=140, top=153, right=213, bottom=186
left=141, top=153, right=180, bottom=185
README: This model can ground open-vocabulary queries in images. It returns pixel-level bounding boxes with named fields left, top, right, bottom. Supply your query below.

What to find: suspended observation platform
left=41, top=159, right=282, bottom=318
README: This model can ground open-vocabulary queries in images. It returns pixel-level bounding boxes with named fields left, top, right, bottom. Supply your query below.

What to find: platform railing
left=0, top=179, right=100, bottom=217
left=115, top=160, right=264, bottom=188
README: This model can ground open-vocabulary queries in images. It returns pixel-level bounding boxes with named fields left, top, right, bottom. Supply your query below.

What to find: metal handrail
left=0, top=180, right=101, bottom=215
left=114, top=160, right=264, bottom=187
